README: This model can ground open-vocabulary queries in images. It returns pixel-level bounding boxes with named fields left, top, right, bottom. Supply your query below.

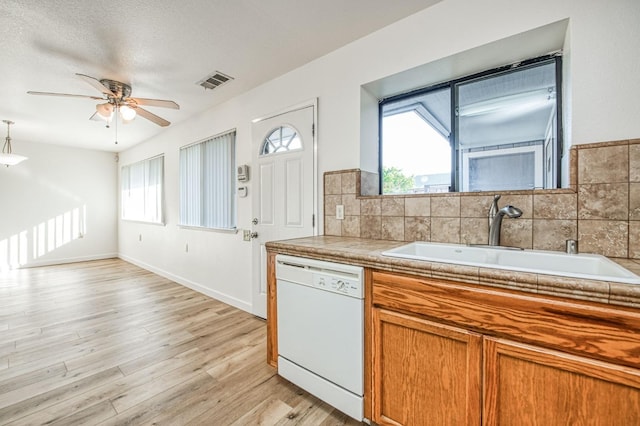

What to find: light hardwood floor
left=0, top=259, right=362, bottom=425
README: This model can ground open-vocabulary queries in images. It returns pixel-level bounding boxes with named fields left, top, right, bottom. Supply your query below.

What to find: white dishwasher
left=276, top=254, right=364, bottom=421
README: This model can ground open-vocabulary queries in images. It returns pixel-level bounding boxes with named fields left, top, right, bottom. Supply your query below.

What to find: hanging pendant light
left=0, top=120, right=27, bottom=167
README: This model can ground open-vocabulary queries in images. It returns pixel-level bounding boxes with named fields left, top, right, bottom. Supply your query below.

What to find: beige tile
left=405, top=197, right=430, bottom=217
left=569, top=147, right=578, bottom=188
left=630, top=183, right=640, bottom=220
left=532, top=219, right=578, bottom=251
left=341, top=171, right=358, bottom=194
left=431, top=263, right=478, bottom=284
left=360, top=171, right=380, bottom=196
left=630, top=144, right=640, bottom=182
left=324, top=173, right=341, bottom=195
left=501, top=218, right=533, bottom=249
left=612, top=258, right=640, bottom=275
left=460, top=194, right=494, bottom=218
left=461, top=218, right=488, bottom=245
left=533, top=193, right=577, bottom=220
left=578, top=183, right=629, bottom=220
left=342, top=194, right=361, bottom=216
left=610, top=281, right=640, bottom=309
left=381, top=198, right=405, bottom=216
left=431, top=195, right=460, bottom=217
left=578, top=144, right=628, bottom=184
left=342, top=216, right=360, bottom=237
left=324, top=195, right=341, bottom=217
left=578, top=220, right=628, bottom=257
left=324, top=216, right=342, bottom=236
left=430, top=217, right=460, bottom=243
left=478, top=268, right=537, bottom=293
left=361, top=198, right=381, bottom=216
left=381, top=217, right=405, bottom=241
left=404, top=217, right=430, bottom=242
left=537, top=275, right=609, bottom=304
left=629, top=221, right=640, bottom=259
left=361, top=216, right=381, bottom=240
left=499, top=194, right=533, bottom=219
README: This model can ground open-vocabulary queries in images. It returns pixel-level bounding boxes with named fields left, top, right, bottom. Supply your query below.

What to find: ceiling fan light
left=120, top=105, right=136, bottom=121
left=0, top=152, right=28, bottom=166
left=1, top=120, right=27, bottom=167
left=96, top=103, right=114, bottom=120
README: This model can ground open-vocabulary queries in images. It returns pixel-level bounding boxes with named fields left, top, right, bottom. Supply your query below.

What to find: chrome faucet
left=488, top=195, right=523, bottom=246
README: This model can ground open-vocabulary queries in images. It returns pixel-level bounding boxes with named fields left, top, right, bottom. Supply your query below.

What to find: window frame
left=378, top=54, right=563, bottom=194
left=120, top=154, right=165, bottom=225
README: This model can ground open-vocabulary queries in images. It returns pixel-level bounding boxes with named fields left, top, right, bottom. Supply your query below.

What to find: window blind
left=121, top=155, right=164, bottom=223
left=179, top=130, right=236, bottom=229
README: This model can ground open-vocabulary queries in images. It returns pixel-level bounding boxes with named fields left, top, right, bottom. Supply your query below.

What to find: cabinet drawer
left=372, top=270, right=640, bottom=368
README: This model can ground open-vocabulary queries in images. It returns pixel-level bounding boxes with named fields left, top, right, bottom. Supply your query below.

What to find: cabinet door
left=372, top=308, right=482, bottom=426
left=484, top=337, right=640, bottom=425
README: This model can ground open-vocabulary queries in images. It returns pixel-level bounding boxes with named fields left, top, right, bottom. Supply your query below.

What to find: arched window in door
left=260, top=125, right=302, bottom=155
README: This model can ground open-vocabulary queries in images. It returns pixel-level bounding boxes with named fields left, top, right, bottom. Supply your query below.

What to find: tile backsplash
left=324, top=139, right=640, bottom=259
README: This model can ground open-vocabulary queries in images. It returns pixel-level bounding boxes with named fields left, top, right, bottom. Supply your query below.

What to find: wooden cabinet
left=484, top=338, right=640, bottom=425
left=370, top=270, right=640, bottom=426
left=372, top=307, right=482, bottom=425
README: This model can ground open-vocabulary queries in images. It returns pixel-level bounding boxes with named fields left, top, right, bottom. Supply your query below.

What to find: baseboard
left=118, top=254, right=252, bottom=313
left=20, top=253, right=118, bottom=269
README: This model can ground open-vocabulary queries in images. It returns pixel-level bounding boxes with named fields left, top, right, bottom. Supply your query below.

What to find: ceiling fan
left=28, top=73, right=179, bottom=127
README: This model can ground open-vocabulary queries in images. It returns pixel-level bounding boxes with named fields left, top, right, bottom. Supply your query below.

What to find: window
left=179, top=130, right=236, bottom=230
left=121, top=155, right=164, bottom=223
left=260, top=126, right=302, bottom=155
left=380, top=56, right=562, bottom=194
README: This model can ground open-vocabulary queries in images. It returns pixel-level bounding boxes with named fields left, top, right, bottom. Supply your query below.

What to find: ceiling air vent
left=197, top=71, right=234, bottom=90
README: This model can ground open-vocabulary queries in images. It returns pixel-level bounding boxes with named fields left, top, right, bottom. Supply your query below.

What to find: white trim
left=178, top=224, right=238, bottom=234
left=119, top=254, right=252, bottom=313
left=179, top=128, right=238, bottom=150
left=17, top=253, right=118, bottom=269
left=251, top=98, right=318, bottom=125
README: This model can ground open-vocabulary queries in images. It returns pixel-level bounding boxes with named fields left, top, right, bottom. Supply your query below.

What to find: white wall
left=119, top=0, right=640, bottom=312
left=0, top=141, right=117, bottom=270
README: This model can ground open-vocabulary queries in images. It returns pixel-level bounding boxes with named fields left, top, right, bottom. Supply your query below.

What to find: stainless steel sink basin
left=381, top=242, right=640, bottom=284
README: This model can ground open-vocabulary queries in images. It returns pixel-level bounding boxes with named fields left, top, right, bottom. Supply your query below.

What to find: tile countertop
left=265, top=236, right=640, bottom=309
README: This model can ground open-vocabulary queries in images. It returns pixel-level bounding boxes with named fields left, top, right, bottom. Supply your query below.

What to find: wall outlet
left=336, top=205, right=345, bottom=220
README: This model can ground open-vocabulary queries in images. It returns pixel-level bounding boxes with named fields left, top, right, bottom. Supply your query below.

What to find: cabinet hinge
left=312, top=123, right=315, bottom=137
left=312, top=214, right=315, bottom=227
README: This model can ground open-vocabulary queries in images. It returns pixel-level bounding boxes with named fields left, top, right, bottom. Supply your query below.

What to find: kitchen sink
left=381, top=242, right=640, bottom=284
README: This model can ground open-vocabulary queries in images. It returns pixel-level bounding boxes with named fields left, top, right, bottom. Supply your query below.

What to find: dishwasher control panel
left=276, top=254, right=364, bottom=299
left=313, top=273, right=362, bottom=298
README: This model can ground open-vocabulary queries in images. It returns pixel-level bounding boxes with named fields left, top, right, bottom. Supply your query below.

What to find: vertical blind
left=179, top=130, right=236, bottom=229
left=121, top=155, right=164, bottom=223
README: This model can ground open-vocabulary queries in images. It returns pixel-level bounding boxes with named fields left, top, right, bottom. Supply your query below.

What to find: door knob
left=250, top=231, right=259, bottom=239
left=252, top=218, right=259, bottom=225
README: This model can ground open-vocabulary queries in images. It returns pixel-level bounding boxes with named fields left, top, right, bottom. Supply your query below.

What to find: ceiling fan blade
left=27, top=91, right=103, bottom=100
left=135, top=107, right=171, bottom=127
left=128, top=97, right=180, bottom=109
left=76, top=73, right=115, bottom=96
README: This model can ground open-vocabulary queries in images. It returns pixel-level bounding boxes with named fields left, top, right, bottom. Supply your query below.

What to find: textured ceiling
left=0, top=0, right=441, bottom=152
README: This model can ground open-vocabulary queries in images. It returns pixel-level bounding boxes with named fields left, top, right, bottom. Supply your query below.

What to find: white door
left=251, top=105, right=316, bottom=318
